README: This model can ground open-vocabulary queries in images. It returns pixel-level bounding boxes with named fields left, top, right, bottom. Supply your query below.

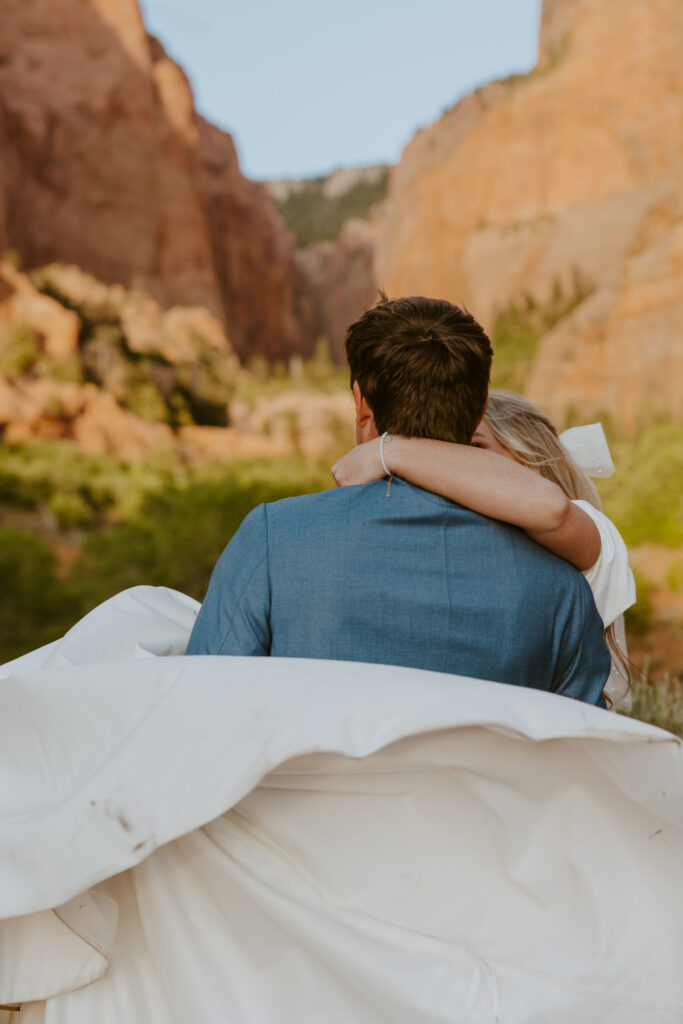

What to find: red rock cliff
left=0, top=0, right=308, bottom=362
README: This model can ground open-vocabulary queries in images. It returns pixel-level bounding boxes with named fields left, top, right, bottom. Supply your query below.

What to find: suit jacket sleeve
left=552, top=577, right=610, bottom=707
left=185, top=504, right=271, bottom=656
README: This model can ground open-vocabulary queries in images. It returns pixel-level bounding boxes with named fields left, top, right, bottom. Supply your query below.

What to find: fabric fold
left=0, top=890, right=118, bottom=1004
left=1, top=587, right=683, bottom=1022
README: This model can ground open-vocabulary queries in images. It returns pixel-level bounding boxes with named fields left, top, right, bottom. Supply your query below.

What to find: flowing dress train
left=1, top=587, right=682, bottom=1023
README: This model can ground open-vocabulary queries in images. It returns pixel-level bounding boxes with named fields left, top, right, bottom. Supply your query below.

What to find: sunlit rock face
left=374, top=0, right=683, bottom=426
left=0, top=0, right=307, bottom=363
left=0, top=258, right=241, bottom=453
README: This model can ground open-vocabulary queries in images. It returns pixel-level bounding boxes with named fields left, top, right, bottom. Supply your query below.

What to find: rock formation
left=0, top=260, right=353, bottom=460
left=374, top=0, right=683, bottom=427
left=0, top=258, right=237, bottom=452
left=0, top=0, right=308, bottom=363
left=265, top=166, right=385, bottom=361
left=294, top=220, right=377, bottom=364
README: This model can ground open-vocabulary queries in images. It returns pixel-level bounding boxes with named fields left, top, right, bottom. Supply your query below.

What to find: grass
left=0, top=450, right=335, bottom=661
left=624, top=665, right=683, bottom=738
left=597, top=419, right=683, bottom=548
left=491, top=271, right=593, bottom=391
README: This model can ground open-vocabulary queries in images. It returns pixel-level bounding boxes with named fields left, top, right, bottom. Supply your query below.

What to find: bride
left=1, top=405, right=681, bottom=1022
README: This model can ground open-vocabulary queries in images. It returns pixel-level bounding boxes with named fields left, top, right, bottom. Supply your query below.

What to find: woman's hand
left=331, top=439, right=385, bottom=486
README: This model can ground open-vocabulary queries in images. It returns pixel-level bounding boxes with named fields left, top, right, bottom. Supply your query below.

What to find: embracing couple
left=188, top=296, right=630, bottom=706
left=3, top=297, right=660, bottom=1024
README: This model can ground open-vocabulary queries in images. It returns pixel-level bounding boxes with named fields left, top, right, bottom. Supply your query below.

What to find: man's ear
left=352, top=380, right=378, bottom=441
left=353, top=380, right=371, bottom=427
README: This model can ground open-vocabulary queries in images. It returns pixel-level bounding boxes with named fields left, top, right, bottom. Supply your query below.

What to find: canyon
left=0, top=0, right=682, bottom=429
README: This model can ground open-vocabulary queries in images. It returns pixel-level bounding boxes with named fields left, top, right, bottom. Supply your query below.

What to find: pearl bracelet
left=379, top=431, right=392, bottom=476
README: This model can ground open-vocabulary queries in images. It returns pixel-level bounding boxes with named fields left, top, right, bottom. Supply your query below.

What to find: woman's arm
left=331, top=437, right=601, bottom=570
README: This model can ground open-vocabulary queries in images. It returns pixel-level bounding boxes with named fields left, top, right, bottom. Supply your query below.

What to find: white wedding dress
left=1, top=586, right=682, bottom=1023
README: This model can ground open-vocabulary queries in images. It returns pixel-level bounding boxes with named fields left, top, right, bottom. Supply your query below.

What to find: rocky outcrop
left=294, top=220, right=377, bottom=363
left=374, top=0, right=683, bottom=426
left=0, top=262, right=80, bottom=359
left=0, top=0, right=306, bottom=362
left=0, top=259, right=239, bottom=446
left=0, top=260, right=354, bottom=460
left=527, top=200, right=683, bottom=425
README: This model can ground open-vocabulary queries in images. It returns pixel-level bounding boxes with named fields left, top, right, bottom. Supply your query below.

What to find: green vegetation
left=0, top=324, right=40, bottom=380
left=666, top=561, right=683, bottom=593
left=0, top=372, right=681, bottom=744
left=491, top=302, right=541, bottom=392
left=38, top=352, right=83, bottom=384
left=75, top=462, right=330, bottom=603
left=274, top=170, right=388, bottom=247
left=491, top=271, right=593, bottom=391
left=0, top=443, right=334, bottom=662
left=623, top=569, right=655, bottom=635
left=624, top=667, right=683, bottom=738
left=240, top=339, right=348, bottom=400
left=597, top=420, right=683, bottom=548
left=0, top=528, right=83, bottom=661
left=0, top=442, right=182, bottom=523
left=0, top=442, right=333, bottom=529
left=27, top=266, right=237, bottom=427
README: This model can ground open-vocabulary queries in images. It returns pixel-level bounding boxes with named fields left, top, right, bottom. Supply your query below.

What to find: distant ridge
left=265, top=166, right=389, bottom=247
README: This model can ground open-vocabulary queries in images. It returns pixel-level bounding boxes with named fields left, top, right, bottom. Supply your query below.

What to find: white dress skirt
left=0, top=586, right=681, bottom=1023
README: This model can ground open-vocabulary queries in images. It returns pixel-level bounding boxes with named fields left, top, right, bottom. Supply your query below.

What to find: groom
left=187, top=296, right=609, bottom=705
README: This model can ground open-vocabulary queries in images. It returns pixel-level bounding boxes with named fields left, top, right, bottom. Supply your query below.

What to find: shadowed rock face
left=294, top=220, right=377, bottom=365
left=374, top=0, right=683, bottom=426
left=0, top=0, right=308, bottom=363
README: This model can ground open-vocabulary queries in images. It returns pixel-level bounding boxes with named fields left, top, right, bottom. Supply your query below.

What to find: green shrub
left=0, top=528, right=83, bottom=662
left=624, top=570, right=656, bottom=635
left=491, top=303, right=541, bottom=391
left=48, top=491, right=95, bottom=529
left=125, top=378, right=170, bottom=423
left=491, top=273, right=593, bottom=392
left=37, top=353, right=83, bottom=384
left=665, top=561, right=683, bottom=593
left=0, top=450, right=334, bottom=661
left=0, top=442, right=181, bottom=522
left=74, top=461, right=333, bottom=606
left=0, top=324, right=40, bottom=380
left=598, top=421, right=683, bottom=547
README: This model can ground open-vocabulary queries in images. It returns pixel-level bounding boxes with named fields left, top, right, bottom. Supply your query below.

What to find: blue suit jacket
left=186, top=480, right=609, bottom=705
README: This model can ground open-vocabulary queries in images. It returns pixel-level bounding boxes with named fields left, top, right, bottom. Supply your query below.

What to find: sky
left=139, top=0, right=542, bottom=181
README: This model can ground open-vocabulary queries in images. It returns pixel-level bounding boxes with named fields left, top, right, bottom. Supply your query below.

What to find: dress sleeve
left=572, top=500, right=636, bottom=627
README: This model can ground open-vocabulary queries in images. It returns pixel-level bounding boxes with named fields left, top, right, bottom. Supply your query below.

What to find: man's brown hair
left=345, top=295, right=493, bottom=444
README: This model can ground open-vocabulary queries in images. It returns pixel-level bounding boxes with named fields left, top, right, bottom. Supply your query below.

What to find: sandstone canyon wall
left=374, top=0, right=683, bottom=427
left=0, top=0, right=309, bottom=362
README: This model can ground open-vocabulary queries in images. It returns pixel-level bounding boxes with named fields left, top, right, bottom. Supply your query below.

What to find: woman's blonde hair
left=484, top=391, right=601, bottom=507
left=484, top=390, right=628, bottom=703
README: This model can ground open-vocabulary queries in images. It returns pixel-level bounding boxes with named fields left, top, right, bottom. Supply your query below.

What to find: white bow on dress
left=559, top=423, right=615, bottom=478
